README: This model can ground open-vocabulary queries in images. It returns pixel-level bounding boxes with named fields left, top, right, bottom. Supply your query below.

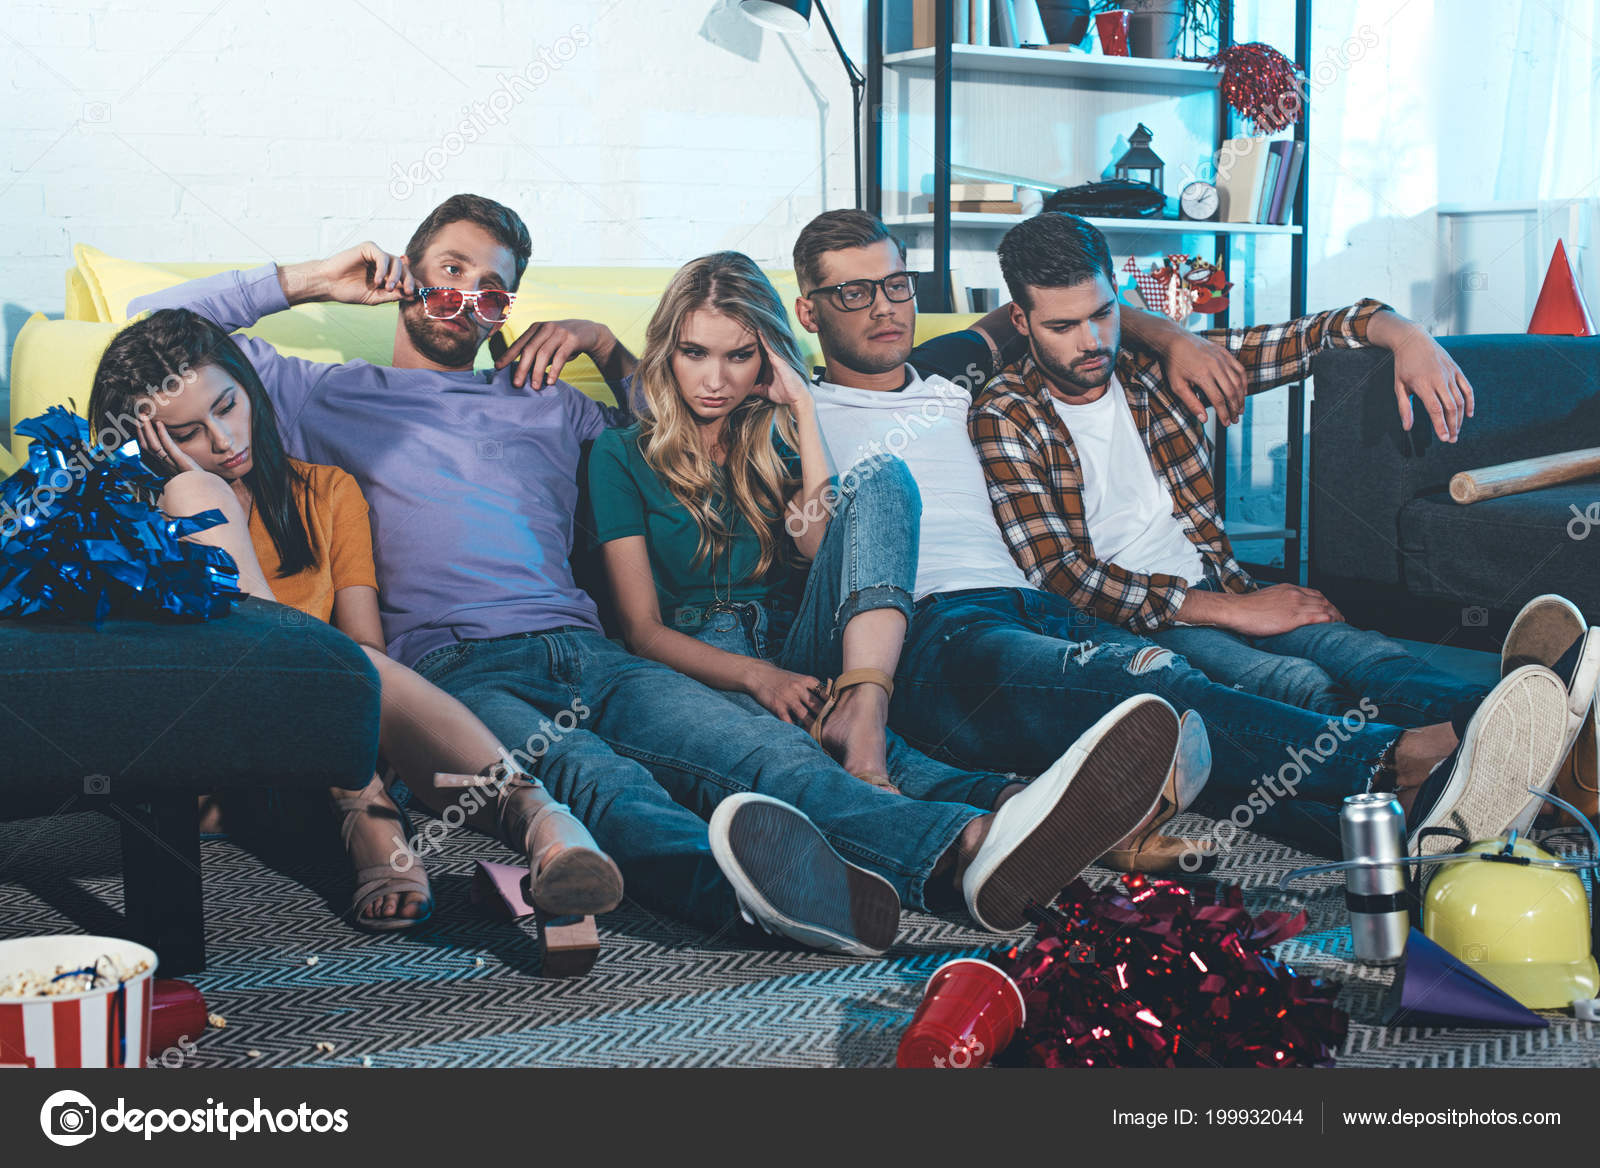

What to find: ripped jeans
left=1149, top=579, right=1488, bottom=726
left=892, top=587, right=1414, bottom=856
left=679, top=454, right=1016, bottom=810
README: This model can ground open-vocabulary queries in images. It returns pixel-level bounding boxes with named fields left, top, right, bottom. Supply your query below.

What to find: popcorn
left=207, top=1013, right=228, bottom=1029
left=313, top=1041, right=336, bottom=1054
left=0, top=953, right=151, bottom=998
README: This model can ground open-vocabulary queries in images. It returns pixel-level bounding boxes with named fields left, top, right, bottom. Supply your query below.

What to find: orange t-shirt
left=247, top=460, right=378, bottom=624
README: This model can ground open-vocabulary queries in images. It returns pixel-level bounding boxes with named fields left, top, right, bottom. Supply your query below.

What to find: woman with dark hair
left=87, top=308, right=624, bottom=931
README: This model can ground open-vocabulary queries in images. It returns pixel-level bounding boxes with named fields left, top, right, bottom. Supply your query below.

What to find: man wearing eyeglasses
left=124, top=194, right=1194, bottom=955
left=792, top=208, right=1513, bottom=860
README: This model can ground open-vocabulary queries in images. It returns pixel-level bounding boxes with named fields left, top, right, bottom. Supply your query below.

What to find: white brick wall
left=1, top=0, right=866, bottom=405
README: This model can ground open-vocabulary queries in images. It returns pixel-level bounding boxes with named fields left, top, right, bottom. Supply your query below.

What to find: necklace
left=705, top=466, right=739, bottom=615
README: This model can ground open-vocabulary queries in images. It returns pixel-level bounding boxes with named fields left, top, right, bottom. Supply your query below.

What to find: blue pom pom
left=0, top=407, right=243, bottom=626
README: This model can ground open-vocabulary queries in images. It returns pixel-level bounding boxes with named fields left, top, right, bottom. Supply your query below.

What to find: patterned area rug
left=2, top=806, right=1596, bottom=1069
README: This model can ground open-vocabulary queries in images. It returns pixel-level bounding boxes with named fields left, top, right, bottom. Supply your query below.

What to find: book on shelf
left=1218, top=137, right=1271, bottom=223
left=933, top=199, right=1024, bottom=215
left=1255, top=147, right=1282, bottom=223
left=993, top=0, right=1020, bottom=47
left=949, top=181, right=1017, bottom=201
left=914, top=0, right=994, bottom=46
left=1271, top=141, right=1305, bottom=224
left=967, top=287, right=1003, bottom=313
left=1261, top=140, right=1293, bottom=223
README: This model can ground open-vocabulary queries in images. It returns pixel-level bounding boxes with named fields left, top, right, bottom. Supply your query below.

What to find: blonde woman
left=587, top=251, right=1026, bottom=809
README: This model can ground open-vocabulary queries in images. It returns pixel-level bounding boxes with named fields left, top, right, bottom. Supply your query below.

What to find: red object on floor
left=897, top=958, right=1025, bottom=1069
left=149, top=979, right=207, bottom=1055
left=1528, top=240, right=1596, bottom=336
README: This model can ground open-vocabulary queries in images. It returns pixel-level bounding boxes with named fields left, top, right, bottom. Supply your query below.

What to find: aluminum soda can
left=1339, top=792, right=1410, bottom=965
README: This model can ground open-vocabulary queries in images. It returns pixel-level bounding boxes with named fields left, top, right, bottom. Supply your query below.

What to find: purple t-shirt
left=130, top=265, right=627, bottom=666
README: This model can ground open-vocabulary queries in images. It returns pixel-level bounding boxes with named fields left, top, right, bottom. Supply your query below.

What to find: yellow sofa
left=7, top=245, right=980, bottom=469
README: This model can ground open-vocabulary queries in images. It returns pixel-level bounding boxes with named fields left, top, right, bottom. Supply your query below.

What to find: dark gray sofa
left=1308, top=335, right=1600, bottom=643
left=0, top=597, right=382, bottom=973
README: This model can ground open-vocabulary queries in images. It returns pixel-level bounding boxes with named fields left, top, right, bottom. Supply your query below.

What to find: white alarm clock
left=1180, top=181, right=1220, bottom=222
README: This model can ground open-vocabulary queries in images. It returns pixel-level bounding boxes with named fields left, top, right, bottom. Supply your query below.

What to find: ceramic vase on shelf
left=1035, top=0, right=1093, bottom=46
left=1124, top=0, right=1186, bottom=58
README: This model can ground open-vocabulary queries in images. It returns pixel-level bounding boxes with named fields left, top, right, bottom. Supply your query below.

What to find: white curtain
left=1492, top=1, right=1600, bottom=203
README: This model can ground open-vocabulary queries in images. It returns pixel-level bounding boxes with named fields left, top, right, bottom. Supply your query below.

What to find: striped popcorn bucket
left=0, top=936, right=156, bottom=1069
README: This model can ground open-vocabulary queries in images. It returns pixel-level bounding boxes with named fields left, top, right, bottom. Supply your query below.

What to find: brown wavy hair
left=635, top=252, right=804, bottom=579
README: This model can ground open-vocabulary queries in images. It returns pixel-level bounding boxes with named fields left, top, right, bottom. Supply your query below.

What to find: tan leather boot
left=1551, top=700, right=1598, bottom=826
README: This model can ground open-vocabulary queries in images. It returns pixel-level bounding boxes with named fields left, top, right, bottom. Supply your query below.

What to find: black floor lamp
left=739, top=0, right=866, bottom=209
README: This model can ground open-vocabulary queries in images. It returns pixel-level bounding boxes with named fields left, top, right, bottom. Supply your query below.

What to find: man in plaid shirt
left=970, top=211, right=1490, bottom=729
left=790, top=208, right=1567, bottom=865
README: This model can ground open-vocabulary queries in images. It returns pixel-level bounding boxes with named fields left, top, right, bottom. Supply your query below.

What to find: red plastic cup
left=897, top=958, right=1025, bottom=1069
left=148, top=979, right=207, bottom=1056
left=1096, top=10, right=1131, bottom=56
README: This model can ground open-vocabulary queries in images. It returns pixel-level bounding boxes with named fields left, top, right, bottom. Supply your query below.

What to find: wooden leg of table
left=119, top=796, right=205, bottom=975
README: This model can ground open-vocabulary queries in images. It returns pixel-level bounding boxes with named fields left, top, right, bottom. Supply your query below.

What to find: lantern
left=1114, top=123, right=1165, bottom=194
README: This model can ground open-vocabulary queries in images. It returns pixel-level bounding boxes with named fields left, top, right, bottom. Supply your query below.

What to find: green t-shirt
left=587, top=423, right=801, bottom=623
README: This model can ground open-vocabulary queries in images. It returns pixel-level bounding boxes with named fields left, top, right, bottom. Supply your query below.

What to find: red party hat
left=1527, top=240, right=1596, bottom=336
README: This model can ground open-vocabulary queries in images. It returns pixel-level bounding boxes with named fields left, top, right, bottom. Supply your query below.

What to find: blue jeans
left=685, top=454, right=1016, bottom=810
left=413, top=625, right=984, bottom=930
left=891, top=587, right=1413, bottom=856
left=1150, top=583, right=1488, bottom=727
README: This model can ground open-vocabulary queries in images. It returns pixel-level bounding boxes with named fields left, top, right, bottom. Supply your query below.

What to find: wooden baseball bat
left=1449, top=447, right=1600, bottom=504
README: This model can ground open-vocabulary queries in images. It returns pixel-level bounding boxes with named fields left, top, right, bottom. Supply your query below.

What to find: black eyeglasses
left=804, top=272, right=920, bottom=312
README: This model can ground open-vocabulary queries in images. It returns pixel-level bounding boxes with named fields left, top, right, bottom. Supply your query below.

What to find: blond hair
left=635, top=252, right=804, bottom=579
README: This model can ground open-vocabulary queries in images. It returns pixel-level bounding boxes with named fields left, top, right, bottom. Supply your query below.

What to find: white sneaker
left=1172, top=709, right=1213, bottom=813
left=961, top=694, right=1179, bottom=932
left=1501, top=594, right=1587, bottom=678
left=708, top=793, right=900, bottom=957
left=1499, top=594, right=1598, bottom=830
left=1408, top=664, right=1571, bottom=855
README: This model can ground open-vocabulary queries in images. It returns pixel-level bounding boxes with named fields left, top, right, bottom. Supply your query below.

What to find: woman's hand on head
left=752, top=333, right=812, bottom=409
left=136, top=416, right=204, bottom=477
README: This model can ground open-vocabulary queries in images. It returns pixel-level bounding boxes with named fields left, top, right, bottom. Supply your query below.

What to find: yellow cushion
left=8, top=315, right=123, bottom=465
left=26, top=247, right=987, bottom=463
left=63, top=267, right=97, bottom=322
left=74, top=245, right=401, bottom=368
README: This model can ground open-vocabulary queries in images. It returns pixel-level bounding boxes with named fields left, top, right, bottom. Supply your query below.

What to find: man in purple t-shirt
left=129, top=194, right=1184, bottom=954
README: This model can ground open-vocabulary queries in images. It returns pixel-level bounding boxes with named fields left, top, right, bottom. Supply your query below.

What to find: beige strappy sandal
left=499, top=779, right=625, bottom=917
left=809, top=668, right=901, bottom=794
left=333, top=776, right=433, bottom=933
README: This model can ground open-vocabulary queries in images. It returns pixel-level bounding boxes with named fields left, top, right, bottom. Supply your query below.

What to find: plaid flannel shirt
left=968, top=299, right=1387, bottom=633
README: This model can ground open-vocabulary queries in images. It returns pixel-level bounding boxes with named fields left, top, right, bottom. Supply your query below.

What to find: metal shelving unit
left=864, top=0, right=1314, bottom=580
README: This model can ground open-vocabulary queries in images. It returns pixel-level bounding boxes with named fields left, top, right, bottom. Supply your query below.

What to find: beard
left=1031, top=331, right=1119, bottom=394
left=401, top=305, right=482, bottom=368
left=813, top=313, right=909, bottom=377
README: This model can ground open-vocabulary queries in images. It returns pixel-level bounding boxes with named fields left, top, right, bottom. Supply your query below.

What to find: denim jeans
left=413, top=624, right=984, bottom=930
left=891, top=587, right=1414, bottom=856
left=684, top=454, right=1016, bottom=811
left=1150, top=582, right=1488, bottom=728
